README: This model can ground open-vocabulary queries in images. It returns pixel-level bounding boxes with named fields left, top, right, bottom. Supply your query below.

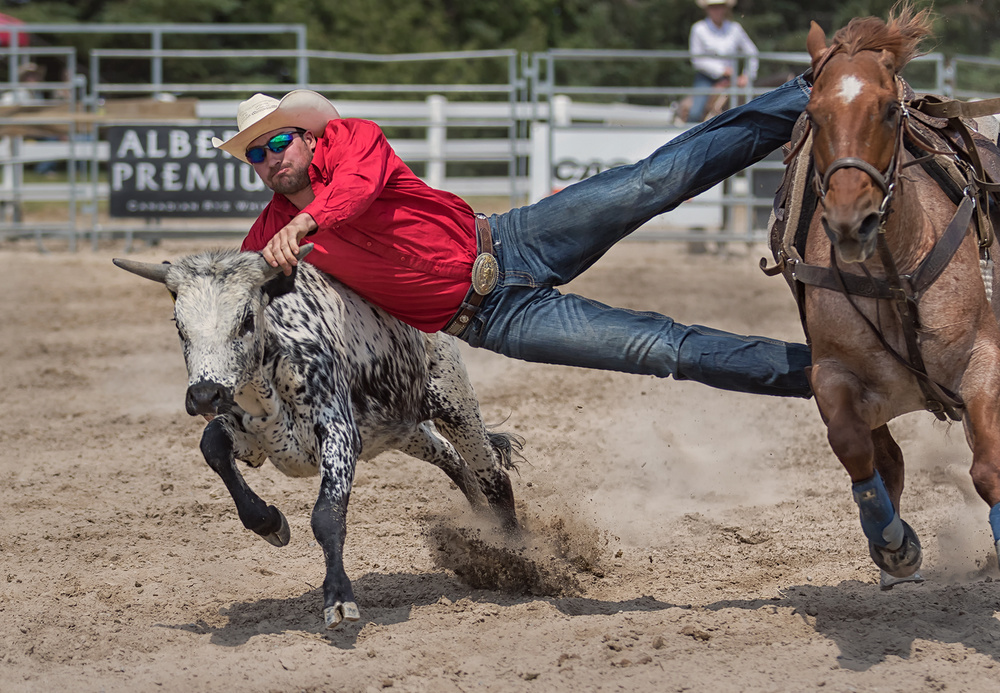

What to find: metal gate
left=4, top=25, right=1000, bottom=250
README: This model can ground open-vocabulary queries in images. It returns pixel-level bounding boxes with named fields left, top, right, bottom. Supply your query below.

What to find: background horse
left=783, top=5, right=1000, bottom=587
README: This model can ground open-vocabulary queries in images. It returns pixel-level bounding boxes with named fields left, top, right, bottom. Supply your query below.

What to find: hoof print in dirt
left=431, top=517, right=607, bottom=597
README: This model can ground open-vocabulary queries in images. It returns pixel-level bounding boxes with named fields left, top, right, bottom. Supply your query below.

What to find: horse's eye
left=806, top=108, right=826, bottom=126
left=887, top=102, right=901, bottom=118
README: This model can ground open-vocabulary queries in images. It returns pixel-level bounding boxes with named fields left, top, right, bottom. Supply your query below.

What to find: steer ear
left=260, top=243, right=314, bottom=280
left=113, top=258, right=171, bottom=284
left=260, top=244, right=314, bottom=300
left=263, top=269, right=296, bottom=300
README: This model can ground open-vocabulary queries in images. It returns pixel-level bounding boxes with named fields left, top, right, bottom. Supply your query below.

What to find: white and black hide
left=114, top=247, right=519, bottom=629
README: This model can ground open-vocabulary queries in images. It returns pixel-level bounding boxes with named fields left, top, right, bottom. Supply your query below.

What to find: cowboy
left=212, top=77, right=813, bottom=398
left=687, top=0, right=759, bottom=123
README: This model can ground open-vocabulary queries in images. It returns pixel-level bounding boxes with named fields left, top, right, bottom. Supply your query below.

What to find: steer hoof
left=869, top=519, right=922, bottom=578
left=324, top=601, right=361, bottom=629
left=259, top=507, right=291, bottom=547
left=879, top=569, right=924, bottom=591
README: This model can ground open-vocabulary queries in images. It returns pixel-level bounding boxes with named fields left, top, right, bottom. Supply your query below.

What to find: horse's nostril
left=821, top=206, right=881, bottom=249
left=859, top=212, right=881, bottom=240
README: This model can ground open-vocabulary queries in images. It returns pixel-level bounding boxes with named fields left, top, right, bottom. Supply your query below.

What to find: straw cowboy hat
left=212, top=89, right=341, bottom=164
left=696, top=0, right=736, bottom=8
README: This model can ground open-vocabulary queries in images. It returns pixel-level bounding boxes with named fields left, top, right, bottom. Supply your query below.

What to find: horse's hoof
left=324, top=601, right=361, bottom=629
left=260, top=508, right=291, bottom=547
left=869, top=519, right=922, bottom=578
left=879, top=569, right=924, bottom=591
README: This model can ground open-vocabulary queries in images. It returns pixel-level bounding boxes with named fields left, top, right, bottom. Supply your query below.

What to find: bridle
left=809, top=48, right=909, bottom=227
left=796, top=44, right=968, bottom=421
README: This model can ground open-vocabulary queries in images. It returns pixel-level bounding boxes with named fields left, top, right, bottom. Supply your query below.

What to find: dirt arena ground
left=3, top=234, right=1000, bottom=693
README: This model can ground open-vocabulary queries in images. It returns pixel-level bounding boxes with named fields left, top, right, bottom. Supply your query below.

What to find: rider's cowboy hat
left=211, top=89, right=341, bottom=164
left=696, top=0, right=736, bottom=8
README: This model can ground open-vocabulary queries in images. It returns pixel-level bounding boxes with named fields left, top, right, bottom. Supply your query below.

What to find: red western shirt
left=241, top=118, right=478, bottom=332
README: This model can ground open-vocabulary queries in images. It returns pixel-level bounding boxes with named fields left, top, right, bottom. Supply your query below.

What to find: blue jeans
left=688, top=71, right=722, bottom=123
left=460, top=74, right=813, bottom=399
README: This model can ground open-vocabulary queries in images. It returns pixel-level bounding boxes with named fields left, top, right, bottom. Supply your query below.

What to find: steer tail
left=488, top=430, right=525, bottom=473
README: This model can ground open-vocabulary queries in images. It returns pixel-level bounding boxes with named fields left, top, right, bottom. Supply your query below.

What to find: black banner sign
left=107, top=126, right=272, bottom=217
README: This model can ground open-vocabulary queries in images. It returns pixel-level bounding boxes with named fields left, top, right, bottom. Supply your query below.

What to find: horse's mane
left=832, top=3, right=933, bottom=70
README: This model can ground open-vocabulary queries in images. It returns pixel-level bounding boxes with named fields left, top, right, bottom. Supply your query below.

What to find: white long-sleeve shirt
left=689, top=18, right=759, bottom=81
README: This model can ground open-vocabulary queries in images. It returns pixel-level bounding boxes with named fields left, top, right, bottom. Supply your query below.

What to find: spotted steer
left=114, top=246, right=519, bottom=629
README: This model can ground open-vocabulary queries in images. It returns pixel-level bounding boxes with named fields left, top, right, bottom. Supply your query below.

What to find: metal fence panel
left=3, top=29, right=1000, bottom=250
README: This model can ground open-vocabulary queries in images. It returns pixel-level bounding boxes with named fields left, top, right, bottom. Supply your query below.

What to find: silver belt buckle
left=471, top=253, right=498, bottom=295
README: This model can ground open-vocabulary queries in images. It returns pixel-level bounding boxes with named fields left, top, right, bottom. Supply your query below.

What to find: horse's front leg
left=872, top=424, right=904, bottom=508
left=199, top=418, right=290, bottom=547
left=312, top=413, right=362, bottom=630
left=811, top=362, right=922, bottom=579
left=871, top=424, right=924, bottom=588
left=960, top=343, right=1000, bottom=566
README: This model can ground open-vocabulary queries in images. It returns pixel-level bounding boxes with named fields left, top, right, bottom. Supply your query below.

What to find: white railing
left=4, top=38, right=1000, bottom=250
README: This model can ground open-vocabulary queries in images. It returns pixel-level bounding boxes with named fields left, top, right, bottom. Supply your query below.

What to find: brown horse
left=782, top=5, right=1000, bottom=587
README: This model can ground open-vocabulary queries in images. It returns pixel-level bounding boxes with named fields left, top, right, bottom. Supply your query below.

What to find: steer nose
left=185, top=380, right=229, bottom=416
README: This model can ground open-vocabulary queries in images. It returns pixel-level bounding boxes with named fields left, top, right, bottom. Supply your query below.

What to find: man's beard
left=270, top=165, right=310, bottom=196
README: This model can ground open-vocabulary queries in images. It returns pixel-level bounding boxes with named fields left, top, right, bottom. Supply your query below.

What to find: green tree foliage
left=5, top=0, right=1000, bottom=88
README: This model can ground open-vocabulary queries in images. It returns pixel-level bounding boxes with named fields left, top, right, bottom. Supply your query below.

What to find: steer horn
left=115, top=244, right=313, bottom=284
left=261, top=243, right=315, bottom=280
left=112, top=257, right=170, bottom=284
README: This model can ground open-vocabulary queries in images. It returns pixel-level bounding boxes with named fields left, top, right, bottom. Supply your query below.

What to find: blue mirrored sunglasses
left=245, top=129, right=305, bottom=164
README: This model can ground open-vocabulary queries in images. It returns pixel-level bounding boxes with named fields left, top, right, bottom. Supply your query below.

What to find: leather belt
left=442, top=213, right=498, bottom=336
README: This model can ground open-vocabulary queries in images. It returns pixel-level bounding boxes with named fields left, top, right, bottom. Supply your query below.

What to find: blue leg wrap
left=989, top=503, right=1000, bottom=546
left=852, top=472, right=904, bottom=551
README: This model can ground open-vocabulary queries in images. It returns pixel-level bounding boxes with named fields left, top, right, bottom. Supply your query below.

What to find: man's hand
left=262, top=213, right=318, bottom=275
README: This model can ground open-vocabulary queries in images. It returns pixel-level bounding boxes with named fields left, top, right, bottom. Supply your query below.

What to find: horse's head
left=805, top=5, right=932, bottom=264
